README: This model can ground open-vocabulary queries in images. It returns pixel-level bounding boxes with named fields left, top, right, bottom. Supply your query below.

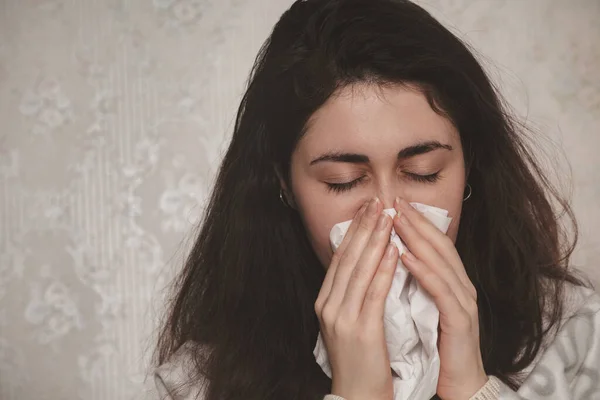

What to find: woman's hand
left=315, top=197, right=397, bottom=400
left=392, top=197, right=488, bottom=400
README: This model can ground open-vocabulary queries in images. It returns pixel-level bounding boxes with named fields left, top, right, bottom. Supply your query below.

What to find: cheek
left=296, top=202, right=336, bottom=269
left=440, top=177, right=466, bottom=242
left=292, top=178, right=354, bottom=269
left=446, top=205, right=462, bottom=243
left=409, top=178, right=464, bottom=243
left=439, top=187, right=464, bottom=243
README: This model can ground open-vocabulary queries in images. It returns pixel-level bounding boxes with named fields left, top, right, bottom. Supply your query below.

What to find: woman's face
left=285, top=84, right=466, bottom=269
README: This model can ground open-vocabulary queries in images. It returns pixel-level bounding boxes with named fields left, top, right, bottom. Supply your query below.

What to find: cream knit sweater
left=323, top=375, right=500, bottom=400
left=155, top=285, right=600, bottom=400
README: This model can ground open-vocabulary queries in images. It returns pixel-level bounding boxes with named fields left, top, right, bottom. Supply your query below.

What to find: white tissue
left=313, top=203, right=452, bottom=400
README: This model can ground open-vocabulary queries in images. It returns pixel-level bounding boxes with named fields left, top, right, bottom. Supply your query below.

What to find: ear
left=273, top=164, right=297, bottom=209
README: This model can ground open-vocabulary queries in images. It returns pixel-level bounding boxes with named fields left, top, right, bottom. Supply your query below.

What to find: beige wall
left=0, top=0, right=598, bottom=399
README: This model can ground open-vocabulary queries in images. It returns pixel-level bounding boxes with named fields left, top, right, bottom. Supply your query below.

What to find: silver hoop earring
left=463, top=183, right=472, bottom=202
left=279, top=189, right=290, bottom=207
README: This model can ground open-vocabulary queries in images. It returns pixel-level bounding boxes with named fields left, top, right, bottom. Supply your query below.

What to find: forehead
left=298, top=84, right=459, bottom=156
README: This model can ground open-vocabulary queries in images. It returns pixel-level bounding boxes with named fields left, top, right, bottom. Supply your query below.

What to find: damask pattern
left=0, top=1, right=598, bottom=399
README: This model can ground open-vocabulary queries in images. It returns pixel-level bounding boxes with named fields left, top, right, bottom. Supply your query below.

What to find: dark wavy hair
left=156, top=0, right=587, bottom=399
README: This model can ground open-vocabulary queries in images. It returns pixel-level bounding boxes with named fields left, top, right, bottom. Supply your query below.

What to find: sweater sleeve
left=323, top=288, right=600, bottom=400
left=157, top=289, right=600, bottom=400
left=469, top=376, right=501, bottom=400
left=496, top=289, right=600, bottom=399
left=322, top=376, right=501, bottom=400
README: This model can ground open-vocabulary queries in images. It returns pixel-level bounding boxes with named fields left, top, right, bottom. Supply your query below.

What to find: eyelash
left=407, top=172, right=441, bottom=184
left=326, top=176, right=366, bottom=193
left=326, top=172, right=441, bottom=193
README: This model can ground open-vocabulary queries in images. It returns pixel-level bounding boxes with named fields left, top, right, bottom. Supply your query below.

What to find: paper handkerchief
left=313, top=203, right=452, bottom=400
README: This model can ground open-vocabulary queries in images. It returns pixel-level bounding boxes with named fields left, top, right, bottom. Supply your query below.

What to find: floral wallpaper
left=0, top=0, right=598, bottom=399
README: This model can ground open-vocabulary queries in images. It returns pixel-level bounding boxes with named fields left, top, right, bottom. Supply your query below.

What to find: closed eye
left=325, top=172, right=440, bottom=194
left=405, top=171, right=441, bottom=183
left=325, top=176, right=366, bottom=193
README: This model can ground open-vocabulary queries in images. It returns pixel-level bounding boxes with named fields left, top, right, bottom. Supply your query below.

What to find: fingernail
left=394, top=197, right=401, bottom=209
left=377, top=213, right=390, bottom=230
left=398, top=213, right=410, bottom=225
left=385, top=243, right=397, bottom=259
left=367, top=197, right=379, bottom=216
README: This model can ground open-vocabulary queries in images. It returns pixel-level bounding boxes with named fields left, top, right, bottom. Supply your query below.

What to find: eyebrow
left=309, top=141, right=453, bottom=166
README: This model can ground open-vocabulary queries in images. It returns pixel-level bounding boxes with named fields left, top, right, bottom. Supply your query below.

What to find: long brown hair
left=156, top=1, right=587, bottom=399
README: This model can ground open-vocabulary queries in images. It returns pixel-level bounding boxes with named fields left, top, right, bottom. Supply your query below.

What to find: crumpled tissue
left=313, top=203, right=452, bottom=400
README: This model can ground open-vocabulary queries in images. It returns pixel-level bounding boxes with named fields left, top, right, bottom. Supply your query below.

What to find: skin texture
left=281, top=84, right=488, bottom=399
left=286, top=83, right=465, bottom=265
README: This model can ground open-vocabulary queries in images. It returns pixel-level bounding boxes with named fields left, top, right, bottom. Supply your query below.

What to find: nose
left=377, top=185, right=403, bottom=210
left=380, top=195, right=396, bottom=210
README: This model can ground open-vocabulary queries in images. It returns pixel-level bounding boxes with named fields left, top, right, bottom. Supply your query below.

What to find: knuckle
left=363, top=239, right=378, bottom=255
left=348, top=267, right=368, bottom=287
left=332, top=315, right=353, bottom=336
left=314, top=298, right=324, bottom=315
left=365, top=286, right=385, bottom=303
left=358, top=217, right=372, bottom=231
left=438, top=280, right=454, bottom=297
left=465, top=298, right=479, bottom=316
left=320, top=304, right=337, bottom=326
left=469, top=284, right=478, bottom=301
left=454, top=310, right=472, bottom=331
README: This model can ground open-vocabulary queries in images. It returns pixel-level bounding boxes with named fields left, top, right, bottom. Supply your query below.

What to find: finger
left=325, top=197, right=382, bottom=314
left=393, top=209, right=472, bottom=310
left=336, top=201, right=371, bottom=256
left=395, top=197, right=471, bottom=287
left=401, top=250, right=476, bottom=334
left=341, top=212, right=393, bottom=316
left=395, top=197, right=475, bottom=297
left=395, top=197, right=476, bottom=299
left=361, top=242, right=398, bottom=324
left=316, top=201, right=369, bottom=308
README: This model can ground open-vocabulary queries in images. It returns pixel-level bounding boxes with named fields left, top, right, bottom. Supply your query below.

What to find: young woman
left=153, top=0, right=600, bottom=399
